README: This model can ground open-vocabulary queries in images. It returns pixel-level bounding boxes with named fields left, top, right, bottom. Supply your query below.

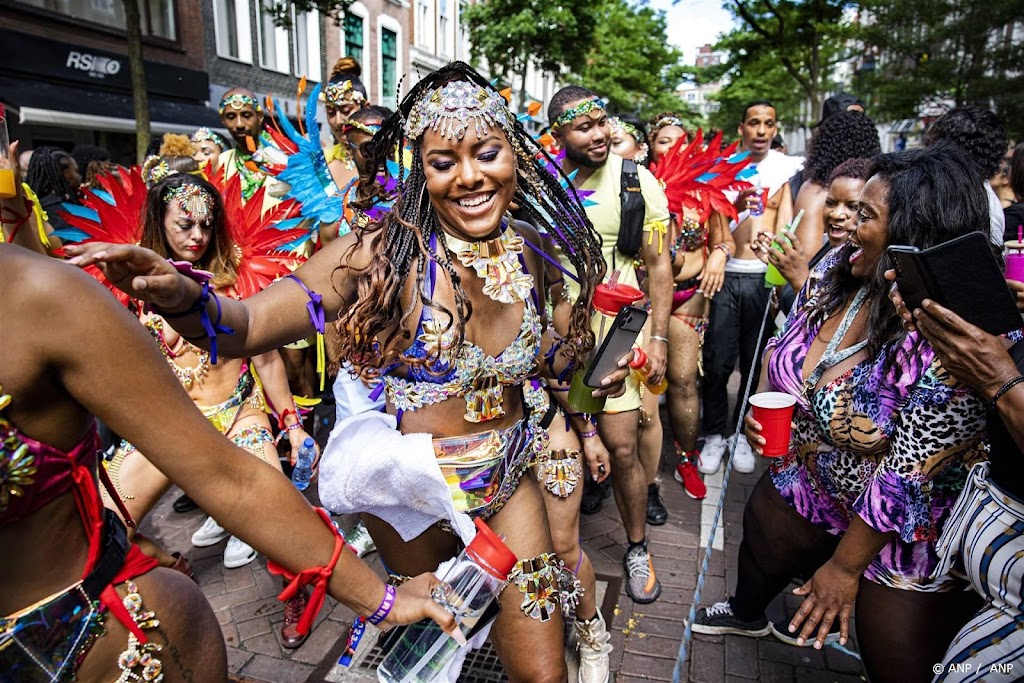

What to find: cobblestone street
left=140, top=404, right=867, bottom=682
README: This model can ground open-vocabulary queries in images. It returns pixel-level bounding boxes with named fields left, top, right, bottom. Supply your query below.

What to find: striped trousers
left=932, top=462, right=1024, bottom=682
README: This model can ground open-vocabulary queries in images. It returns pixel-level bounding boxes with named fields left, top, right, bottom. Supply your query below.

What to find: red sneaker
left=674, top=456, right=707, bottom=500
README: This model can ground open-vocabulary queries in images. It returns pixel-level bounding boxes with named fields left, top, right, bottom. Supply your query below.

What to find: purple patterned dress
left=764, top=248, right=988, bottom=591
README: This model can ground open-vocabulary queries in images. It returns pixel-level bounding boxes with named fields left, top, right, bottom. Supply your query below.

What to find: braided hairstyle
left=338, top=61, right=605, bottom=376
left=26, top=146, right=77, bottom=201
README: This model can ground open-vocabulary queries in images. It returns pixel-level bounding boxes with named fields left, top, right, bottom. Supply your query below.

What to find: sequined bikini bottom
left=433, top=407, right=548, bottom=520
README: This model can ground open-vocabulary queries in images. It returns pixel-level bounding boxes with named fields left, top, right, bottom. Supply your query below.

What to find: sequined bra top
left=380, top=243, right=542, bottom=424
left=0, top=386, right=99, bottom=527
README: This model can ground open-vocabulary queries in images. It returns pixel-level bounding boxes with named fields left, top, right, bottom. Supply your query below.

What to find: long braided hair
left=26, top=146, right=77, bottom=201
left=338, top=61, right=605, bottom=376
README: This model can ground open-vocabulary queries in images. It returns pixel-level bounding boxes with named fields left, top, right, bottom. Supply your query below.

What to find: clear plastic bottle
left=290, top=437, right=315, bottom=491
left=377, top=518, right=517, bottom=683
left=629, top=348, right=668, bottom=394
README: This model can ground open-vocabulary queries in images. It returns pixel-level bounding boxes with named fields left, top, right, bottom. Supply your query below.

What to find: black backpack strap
left=616, top=158, right=646, bottom=260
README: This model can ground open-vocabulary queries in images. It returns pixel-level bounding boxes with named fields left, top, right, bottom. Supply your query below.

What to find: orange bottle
left=0, top=104, right=14, bottom=200
left=630, top=348, right=668, bottom=394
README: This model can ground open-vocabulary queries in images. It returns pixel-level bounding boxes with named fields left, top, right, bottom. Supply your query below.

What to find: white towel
left=318, top=411, right=477, bottom=545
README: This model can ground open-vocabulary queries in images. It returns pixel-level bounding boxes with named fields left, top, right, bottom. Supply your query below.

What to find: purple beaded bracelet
left=368, top=584, right=396, bottom=625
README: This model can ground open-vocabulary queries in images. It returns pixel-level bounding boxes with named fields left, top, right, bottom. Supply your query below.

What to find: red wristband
left=278, top=408, right=297, bottom=430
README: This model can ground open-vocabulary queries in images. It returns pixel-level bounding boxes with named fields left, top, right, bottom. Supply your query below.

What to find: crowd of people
left=2, top=53, right=1023, bottom=683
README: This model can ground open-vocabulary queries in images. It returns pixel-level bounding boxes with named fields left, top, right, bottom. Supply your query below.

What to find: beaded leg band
left=535, top=448, right=582, bottom=498
left=508, top=552, right=583, bottom=621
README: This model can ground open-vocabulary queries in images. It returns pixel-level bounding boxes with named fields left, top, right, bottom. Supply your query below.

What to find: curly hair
left=1010, top=143, right=1024, bottom=201
left=648, top=111, right=685, bottom=139
left=804, top=111, right=881, bottom=186
left=924, top=106, right=1007, bottom=178
left=810, top=142, right=988, bottom=376
left=338, top=61, right=605, bottom=377
left=140, top=174, right=238, bottom=289
left=827, top=157, right=874, bottom=185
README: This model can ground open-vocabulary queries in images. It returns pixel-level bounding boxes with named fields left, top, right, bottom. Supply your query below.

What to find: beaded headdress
left=609, top=117, right=649, bottom=164
left=163, top=183, right=215, bottom=225
left=191, top=127, right=228, bottom=149
left=652, top=115, right=684, bottom=132
left=404, top=80, right=515, bottom=142
left=218, top=93, right=262, bottom=116
left=321, top=80, right=367, bottom=109
left=551, top=98, right=607, bottom=131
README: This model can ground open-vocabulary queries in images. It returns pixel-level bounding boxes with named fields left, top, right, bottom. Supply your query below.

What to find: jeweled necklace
left=148, top=317, right=210, bottom=389
left=443, top=226, right=534, bottom=304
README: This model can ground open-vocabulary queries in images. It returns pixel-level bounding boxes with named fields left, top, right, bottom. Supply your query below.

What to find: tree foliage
left=568, top=0, right=692, bottom=122
left=859, top=0, right=1023, bottom=139
left=463, top=0, right=599, bottom=101
left=708, top=0, right=856, bottom=128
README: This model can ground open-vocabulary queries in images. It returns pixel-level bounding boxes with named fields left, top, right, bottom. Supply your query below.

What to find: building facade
left=331, top=0, right=411, bottom=110
left=0, top=0, right=217, bottom=161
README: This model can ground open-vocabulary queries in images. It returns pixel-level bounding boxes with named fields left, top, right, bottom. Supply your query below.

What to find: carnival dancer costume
left=316, top=65, right=606, bottom=643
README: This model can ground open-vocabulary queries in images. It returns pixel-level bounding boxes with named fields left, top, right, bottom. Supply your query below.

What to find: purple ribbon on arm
left=287, top=274, right=326, bottom=334
left=157, top=280, right=235, bottom=364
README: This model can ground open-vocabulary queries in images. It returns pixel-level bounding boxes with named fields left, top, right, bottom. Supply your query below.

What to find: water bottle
left=291, top=437, right=315, bottom=491
left=567, top=271, right=645, bottom=414
left=377, top=518, right=517, bottom=683
left=629, top=348, right=668, bottom=394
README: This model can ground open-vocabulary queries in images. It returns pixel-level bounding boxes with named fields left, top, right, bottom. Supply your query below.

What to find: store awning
left=0, top=76, right=224, bottom=135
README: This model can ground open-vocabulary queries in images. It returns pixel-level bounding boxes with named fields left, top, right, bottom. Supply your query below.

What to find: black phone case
left=583, top=305, right=649, bottom=388
left=888, top=232, right=1021, bottom=336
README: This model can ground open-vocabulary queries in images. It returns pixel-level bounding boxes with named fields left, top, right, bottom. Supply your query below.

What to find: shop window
left=19, top=0, right=176, bottom=40
left=343, top=12, right=364, bottom=64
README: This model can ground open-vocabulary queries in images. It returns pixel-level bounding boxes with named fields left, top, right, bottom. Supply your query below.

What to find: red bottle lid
left=629, top=347, right=648, bottom=370
left=467, top=518, right=518, bottom=579
left=592, top=281, right=644, bottom=316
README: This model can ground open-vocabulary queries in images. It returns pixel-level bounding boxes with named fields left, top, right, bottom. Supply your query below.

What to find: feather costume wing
left=650, top=129, right=755, bottom=223
left=53, top=167, right=148, bottom=307
left=216, top=173, right=309, bottom=299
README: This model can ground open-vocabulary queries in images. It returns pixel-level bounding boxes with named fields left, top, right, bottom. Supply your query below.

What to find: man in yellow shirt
left=550, top=86, right=672, bottom=606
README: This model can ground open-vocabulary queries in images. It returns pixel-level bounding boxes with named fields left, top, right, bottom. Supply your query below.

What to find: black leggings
left=731, top=472, right=982, bottom=683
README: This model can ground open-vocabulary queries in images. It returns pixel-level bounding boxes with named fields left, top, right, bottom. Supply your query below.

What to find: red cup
left=749, top=392, right=796, bottom=457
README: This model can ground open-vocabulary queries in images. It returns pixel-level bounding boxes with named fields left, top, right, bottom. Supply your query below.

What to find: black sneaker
left=172, top=493, right=198, bottom=513
left=581, top=477, right=604, bottom=515
left=770, top=622, right=841, bottom=647
left=646, top=482, right=668, bottom=525
left=690, top=601, right=772, bottom=637
left=623, top=544, right=662, bottom=604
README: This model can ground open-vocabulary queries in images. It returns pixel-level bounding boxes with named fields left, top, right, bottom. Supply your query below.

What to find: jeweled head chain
left=218, top=93, right=262, bottom=116
left=404, top=80, right=516, bottom=142
left=652, top=115, right=684, bottom=133
left=192, top=127, right=228, bottom=149
left=551, top=97, right=607, bottom=131
left=609, top=116, right=649, bottom=164
left=342, top=119, right=382, bottom=137
left=163, top=183, right=215, bottom=225
left=321, top=79, right=367, bottom=109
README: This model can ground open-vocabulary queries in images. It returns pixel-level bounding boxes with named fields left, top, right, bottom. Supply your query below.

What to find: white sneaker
left=732, top=436, right=756, bottom=474
left=191, top=516, right=229, bottom=547
left=223, top=536, right=258, bottom=568
left=698, top=434, right=726, bottom=475
left=575, top=610, right=612, bottom=683
left=346, top=522, right=376, bottom=558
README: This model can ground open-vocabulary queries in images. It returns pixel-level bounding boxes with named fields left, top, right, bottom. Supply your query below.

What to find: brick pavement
left=142, top=405, right=867, bottom=682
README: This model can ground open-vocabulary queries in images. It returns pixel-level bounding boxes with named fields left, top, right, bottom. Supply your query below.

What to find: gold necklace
left=443, top=227, right=534, bottom=304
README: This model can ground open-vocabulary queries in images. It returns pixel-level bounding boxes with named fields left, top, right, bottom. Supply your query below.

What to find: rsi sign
left=66, top=50, right=122, bottom=78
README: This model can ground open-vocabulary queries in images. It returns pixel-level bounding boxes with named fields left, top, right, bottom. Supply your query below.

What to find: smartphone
left=887, top=245, right=927, bottom=313
left=583, top=305, right=649, bottom=388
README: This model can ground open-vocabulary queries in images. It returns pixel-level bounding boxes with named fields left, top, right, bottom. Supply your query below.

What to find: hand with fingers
left=698, top=246, right=728, bottom=299
left=388, top=573, right=465, bottom=645
left=752, top=229, right=809, bottom=290
left=591, top=350, right=635, bottom=400
left=913, top=298, right=1019, bottom=400
left=883, top=269, right=916, bottom=332
left=787, top=559, right=858, bottom=649
left=581, top=430, right=611, bottom=483
left=63, top=242, right=196, bottom=311
left=1007, top=279, right=1024, bottom=313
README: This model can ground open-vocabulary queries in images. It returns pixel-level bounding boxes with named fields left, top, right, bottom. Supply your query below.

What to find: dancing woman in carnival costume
left=191, top=127, right=228, bottom=174
left=0, top=144, right=455, bottom=683
left=68, top=62, right=627, bottom=681
left=647, top=115, right=752, bottom=497
left=321, top=57, right=370, bottom=190
left=56, top=163, right=324, bottom=648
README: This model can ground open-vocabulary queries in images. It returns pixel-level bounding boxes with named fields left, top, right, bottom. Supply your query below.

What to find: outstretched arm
left=65, top=229, right=374, bottom=359
left=20, top=250, right=452, bottom=632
